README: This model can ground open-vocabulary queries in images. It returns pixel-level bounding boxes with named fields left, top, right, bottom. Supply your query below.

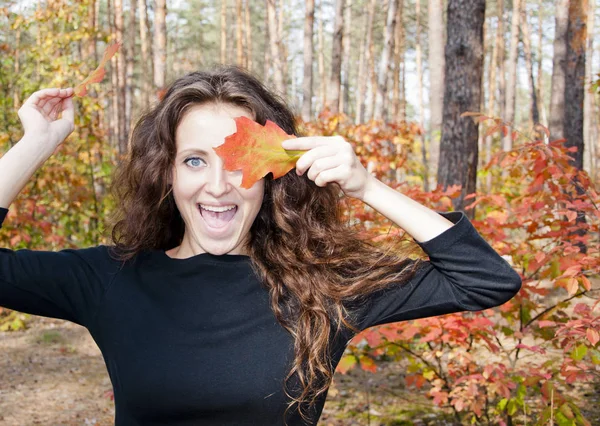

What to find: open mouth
left=197, top=204, right=238, bottom=229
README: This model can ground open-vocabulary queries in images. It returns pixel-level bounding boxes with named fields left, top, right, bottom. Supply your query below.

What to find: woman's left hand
left=281, top=136, right=373, bottom=200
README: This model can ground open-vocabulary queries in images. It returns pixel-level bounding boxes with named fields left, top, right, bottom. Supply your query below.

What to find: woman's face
left=170, top=103, right=265, bottom=256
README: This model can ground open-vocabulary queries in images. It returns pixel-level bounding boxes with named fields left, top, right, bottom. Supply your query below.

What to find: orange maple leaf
left=213, top=116, right=304, bottom=189
left=74, top=41, right=122, bottom=97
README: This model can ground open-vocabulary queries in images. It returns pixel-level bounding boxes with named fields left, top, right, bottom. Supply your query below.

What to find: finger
left=42, top=97, right=63, bottom=116
left=295, top=145, right=338, bottom=175
left=282, top=136, right=340, bottom=151
left=23, top=88, right=61, bottom=108
left=60, top=96, right=74, bottom=124
left=313, top=165, right=350, bottom=188
left=306, top=156, right=342, bottom=182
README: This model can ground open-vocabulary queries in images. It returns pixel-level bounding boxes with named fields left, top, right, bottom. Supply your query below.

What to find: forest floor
left=0, top=309, right=599, bottom=426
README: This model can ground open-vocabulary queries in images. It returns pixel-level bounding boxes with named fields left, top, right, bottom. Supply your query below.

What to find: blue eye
left=184, top=157, right=206, bottom=168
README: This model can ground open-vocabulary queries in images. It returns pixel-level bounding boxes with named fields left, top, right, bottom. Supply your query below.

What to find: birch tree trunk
left=415, top=0, right=428, bottom=191
left=317, top=0, right=326, bottom=113
left=519, top=3, right=539, bottom=128
left=583, top=0, right=595, bottom=174
left=373, top=0, right=398, bottom=120
left=502, top=0, right=520, bottom=152
left=326, top=0, right=345, bottom=114
left=428, top=0, right=445, bottom=163
left=549, top=0, right=569, bottom=141
left=485, top=5, right=499, bottom=192
left=267, top=0, right=284, bottom=95
left=139, top=0, right=153, bottom=110
left=302, top=0, right=315, bottom=122
left=355, top=0, right=376, bottom=123
left=340, top=0, right=352, bottom=114
left=391, top=0, right=405, bottom=123
left=221, top=0, right=227, bottom=64
left=114, top=0, right=128, bottom=153
left=497, top=0, right=506, bottom=124
left=236, top=0, right=243, bottom=66
left=438, top=0, right=485, bottom=216
left=153, top=0, right=167, bottom=99
left=536, top=0, right=546, bottom=126
left=244, top=0, right=252, bottom=70
left=125, top=0, right=136, bottom=140
left=278, top=0, right=288, bottom=90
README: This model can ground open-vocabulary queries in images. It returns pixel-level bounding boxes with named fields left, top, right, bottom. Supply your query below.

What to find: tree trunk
left=536, top=0, right=546, bottom=127
left=125, top=0, right=136, bottom=140
left=302, top=0, right=315, bottom=122
left=278, top=0, right=288, bottom=91
left=415, top=0, right=428, bottom=191
left=391, top=0, right=404, bottom=123
left=114, top=0, right=127, bottom=154
left=497, top=0, right=506, bottom=125
left=139, top=0, right=153, bottom=110
left=438, top=0, right=485, bottom=217
left=326, top=0, right=345, bottom=114
left=236, top=0, right=243, bottom=66
left=267, top=0, right=284, bottom=95
left=340, top=0, right=352, bottom=114
left=583, top=0, right=595, bottom=174
left=502, top=0, right=520, bottom=152
left=519, top=3, right=539, bottom=129
left=563, top=0, right=587, bottom=170
left=364, top=0, right=378, bottom=122
left=245, top=0, right=252, bottom=70
left=317, top=0, right=326, bottom=113
left=221, top=0, right=227, bottom=64
left=107, top=0, right=118, bottom=153
left=153, top=0, right=167, bottom=99
left=428, top=0, right=444, bottom=181
left=373, top=0, right=398, bottom=120
left=485, top=3, right=499, bottom=192
left=549, top=0, right=569, bottom=141
left=355, top=0, right=376, bottom=123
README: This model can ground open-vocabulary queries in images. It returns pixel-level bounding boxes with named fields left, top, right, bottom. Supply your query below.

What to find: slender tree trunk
left=236, top=0, right=243, bottom=66
left=264, top=6, right=271, bottom=85
left=340, top=0, right=352, bottom=114
left=497, top=0, right=506, bottom=125
left=114, top=0, right=127, bottom=154
left=485, top=7, right=499, bottom=192
left=125, top=0, right=136, bottom=140
left=326, top=0, right=345, bottom=114
left=391, top=0, right=404, bottom=123
left=108, top=0, right=119, bottom=153
left=153, top=0, right=167, bottom=100
left=364, top=1, right=378, bottom=121
left=563, top=0, right=587, bottom=170
left=583, top=0, right=595, bottom=174
left=438, top=0, right=485, bottom=217
left=302, top=0, right=315, bottom=122
left=278, top=0, right=288, bottom=90
left=355, top=0, right=376, bottom=123
left=502, top=0, right=520, bottom=152
left=415, top=0, right=428, bottom=191
left=549, top=0, right=569, bottom=141
left=520, top=3, right=539, bottom=129
left=536, top=0, right=546, bottom=127
left=245, top=0, right=252, bottom=70
left=373, top=0, right=398, bottom=120
left=221, top=0, right=227, bottom=64
left=317, top=0, right=326, bottom=113
left=139, top=0, right=153, bottom=110
left=267, top=0, right=284, bottom=95
left=428, top=0, right=445, bottom=184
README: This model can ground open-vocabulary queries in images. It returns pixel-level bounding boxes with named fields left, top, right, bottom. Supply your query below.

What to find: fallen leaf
left=74, top=41, right=122, bottom=97
left=213, top=116, right=304, bottom=189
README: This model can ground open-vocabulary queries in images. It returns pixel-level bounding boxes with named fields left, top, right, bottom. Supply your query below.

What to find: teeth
left=199, top=204, right=237, bottom=213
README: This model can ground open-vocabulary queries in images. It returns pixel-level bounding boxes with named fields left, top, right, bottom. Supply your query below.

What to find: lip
left=197, top=205, right=238, bottom=236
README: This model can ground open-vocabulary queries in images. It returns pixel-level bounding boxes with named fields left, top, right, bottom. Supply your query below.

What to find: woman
left=0, top=66, right=521, bottom=425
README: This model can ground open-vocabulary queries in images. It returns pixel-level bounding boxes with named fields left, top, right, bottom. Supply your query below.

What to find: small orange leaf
left=74, top=41, right=122, bottom=97
left=213, top=116, right=303, bottom=189
left=587, top=328, right=599, bottom=346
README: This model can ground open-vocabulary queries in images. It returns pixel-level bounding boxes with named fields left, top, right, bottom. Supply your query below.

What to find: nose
left=204, top=158, right=240, bottom=197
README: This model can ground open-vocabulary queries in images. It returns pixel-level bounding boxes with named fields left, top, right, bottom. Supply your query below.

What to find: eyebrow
left=178, top=149, right=211, bottom=157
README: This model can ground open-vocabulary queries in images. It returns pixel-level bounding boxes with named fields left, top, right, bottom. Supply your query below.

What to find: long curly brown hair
left=108, top=65, right=426, bottom=425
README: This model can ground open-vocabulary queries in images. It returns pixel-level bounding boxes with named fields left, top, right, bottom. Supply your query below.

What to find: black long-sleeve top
left=0, top=207, right=521, bottom=425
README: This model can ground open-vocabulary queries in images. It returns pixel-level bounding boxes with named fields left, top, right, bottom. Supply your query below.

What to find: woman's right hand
left=17, top=88, right=75, bottom=150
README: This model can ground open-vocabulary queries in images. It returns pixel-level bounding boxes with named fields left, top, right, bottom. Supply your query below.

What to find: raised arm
left=0, top=88, right=74, bottom=208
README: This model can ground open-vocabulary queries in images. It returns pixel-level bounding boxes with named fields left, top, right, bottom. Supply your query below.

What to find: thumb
left=61, top=96, right=74, bottom=124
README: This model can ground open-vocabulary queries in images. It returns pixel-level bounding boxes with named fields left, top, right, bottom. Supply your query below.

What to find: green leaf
left=571, top=344, right=588, bottom=361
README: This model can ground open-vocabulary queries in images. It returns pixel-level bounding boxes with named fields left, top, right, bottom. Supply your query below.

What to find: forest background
left=0, top=0, right=599, bottom=424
